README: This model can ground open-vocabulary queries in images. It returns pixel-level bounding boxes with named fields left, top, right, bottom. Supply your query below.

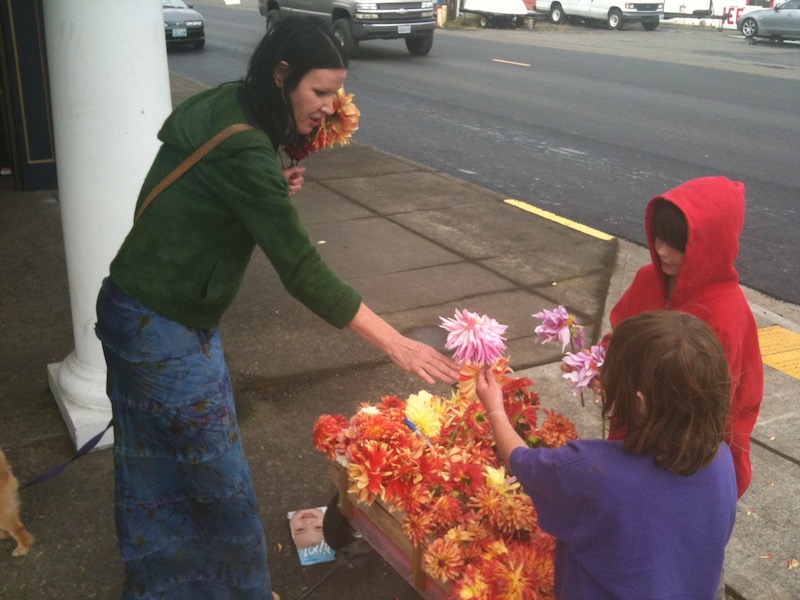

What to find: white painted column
left=43, top=0, right=172, bottom=449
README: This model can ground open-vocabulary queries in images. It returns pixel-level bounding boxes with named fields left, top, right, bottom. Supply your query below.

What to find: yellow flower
left=405, top=390, right=444, bottom=439
left=484, top=465, right=520, bottom=495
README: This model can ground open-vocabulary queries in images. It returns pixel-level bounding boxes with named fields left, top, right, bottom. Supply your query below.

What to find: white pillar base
left=47, top=361, right=114, bottom=451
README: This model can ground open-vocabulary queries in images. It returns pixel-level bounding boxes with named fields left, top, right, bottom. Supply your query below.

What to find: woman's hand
left=346, top=303, right=459, bottom=385
left=283, top=165, right=306, bottom=197
left=388, top=335, right=461, bottom=386
left=476, top=366, right=504, bottom=413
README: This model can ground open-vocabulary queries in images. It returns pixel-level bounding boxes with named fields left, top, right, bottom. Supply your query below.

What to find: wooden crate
left=330, top=463, right=451, bottom=600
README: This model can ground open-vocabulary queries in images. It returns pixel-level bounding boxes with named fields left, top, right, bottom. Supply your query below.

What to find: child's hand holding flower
left=475, top=366, right=504, bottom=414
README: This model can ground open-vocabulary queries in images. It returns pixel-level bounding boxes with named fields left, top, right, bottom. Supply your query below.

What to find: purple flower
left=532, top=306, right=584, bottom=352
left=561, top=345, right=606, bottom=396
left=439, top=309, right=508, bottom=366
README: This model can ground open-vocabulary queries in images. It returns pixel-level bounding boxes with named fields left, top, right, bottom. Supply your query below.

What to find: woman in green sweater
left=95, top=18, right=459, bottom=600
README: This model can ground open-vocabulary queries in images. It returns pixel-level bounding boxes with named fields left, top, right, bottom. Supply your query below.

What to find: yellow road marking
left=504, top=199, right=615, bottom=241
left=492, top=58, right=531, bottom=67
left=758, top=326, right=800, bottom=380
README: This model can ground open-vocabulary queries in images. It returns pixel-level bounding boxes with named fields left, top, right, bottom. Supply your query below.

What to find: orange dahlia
left=312, top=87, right=359, bottom=151
left=311, top=413, right=347, bottom=458
left=402, top=510, right=437, bottom=547
left=424, top=537, right=465, bottom=583
left=536, top=409, right=578, bottom=448
left=347, top=440, right=393, bottom=504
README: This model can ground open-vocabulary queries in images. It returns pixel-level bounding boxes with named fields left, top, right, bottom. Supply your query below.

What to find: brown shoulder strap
left=134, top=122, right=254, bottom=222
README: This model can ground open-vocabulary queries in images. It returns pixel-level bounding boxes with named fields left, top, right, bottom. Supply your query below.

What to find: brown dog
left=0, top=449, right=34, bottom=556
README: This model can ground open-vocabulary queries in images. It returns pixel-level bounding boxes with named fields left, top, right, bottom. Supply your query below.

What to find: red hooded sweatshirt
left=610, top=176, right=764, bottom=499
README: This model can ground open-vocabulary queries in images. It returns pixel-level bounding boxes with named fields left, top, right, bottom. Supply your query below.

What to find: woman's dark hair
left=243, top=17, right=347, bottom=147
left=601, top=311, right=730, bottom=476
left=650, top=198, right=688, bottom=253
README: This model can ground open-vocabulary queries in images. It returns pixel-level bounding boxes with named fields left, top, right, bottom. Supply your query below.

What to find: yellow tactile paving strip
left=758, top=326, right=800, bottom=380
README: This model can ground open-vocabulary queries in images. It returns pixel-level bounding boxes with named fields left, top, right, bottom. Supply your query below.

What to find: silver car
left=737, top=0, right=800, bottom=42
left=163, top=0, right=205, bottom=50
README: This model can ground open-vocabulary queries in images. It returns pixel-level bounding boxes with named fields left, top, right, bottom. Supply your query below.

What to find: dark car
left=737, top=0, right=800, bottom=42
left=163, top=0, right=205, bottom=49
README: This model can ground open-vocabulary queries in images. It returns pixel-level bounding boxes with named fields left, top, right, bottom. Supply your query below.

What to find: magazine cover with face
left=287, top=506, right=336, bottom=565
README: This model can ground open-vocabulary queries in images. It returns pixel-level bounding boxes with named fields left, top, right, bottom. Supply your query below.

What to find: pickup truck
left=258, top=0, right=436, bottom=57
left=534, top=0, right=663, bottom=30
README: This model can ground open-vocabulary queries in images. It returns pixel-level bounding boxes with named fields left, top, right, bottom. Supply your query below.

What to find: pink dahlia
left=440, top=309, right=508, bottom=366
left=532, top=306, right=584, bottom=352
left=561, top=344, right=606, bottom=396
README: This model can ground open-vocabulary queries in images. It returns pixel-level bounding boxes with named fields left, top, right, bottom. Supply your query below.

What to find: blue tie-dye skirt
left=95, top=277, right=271, bottom=600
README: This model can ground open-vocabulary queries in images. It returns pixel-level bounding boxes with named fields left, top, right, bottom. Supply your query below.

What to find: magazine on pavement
left=287, top=506, right=336, bottom=565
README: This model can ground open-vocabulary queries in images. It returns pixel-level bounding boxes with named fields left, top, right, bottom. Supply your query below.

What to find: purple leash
left=20, top=419, right=113, bottom=488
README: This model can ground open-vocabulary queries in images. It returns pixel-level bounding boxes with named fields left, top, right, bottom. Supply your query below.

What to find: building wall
left=0, top=0, right=57, bottom=190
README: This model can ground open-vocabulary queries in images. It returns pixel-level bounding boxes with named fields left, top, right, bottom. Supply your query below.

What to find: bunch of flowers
left=313, top=309, right=578, bottom=599
left=533, top=305, right=606, bottom=401
left=283, top=87, right=360, bottom=165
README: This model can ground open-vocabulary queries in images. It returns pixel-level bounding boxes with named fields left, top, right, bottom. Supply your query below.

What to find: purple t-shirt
left=509, top=439, right=736, bottom=599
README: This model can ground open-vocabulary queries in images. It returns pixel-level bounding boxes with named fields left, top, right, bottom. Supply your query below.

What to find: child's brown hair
left=651, top=199, right=688, bottom=253
left=601, top=311, right=730, bottom=475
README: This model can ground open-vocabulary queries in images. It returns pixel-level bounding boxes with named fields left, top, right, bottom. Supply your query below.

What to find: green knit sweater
left=109, top=83, right=362, bottom=330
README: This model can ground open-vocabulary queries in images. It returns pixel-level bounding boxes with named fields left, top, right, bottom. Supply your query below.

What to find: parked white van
left=534, top=0, right=663, bottom=29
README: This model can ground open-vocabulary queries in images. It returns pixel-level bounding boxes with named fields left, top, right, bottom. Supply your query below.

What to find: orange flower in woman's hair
left=313, top=87, right=359, bottom=150
left=331, top=89, right=360, bottom=141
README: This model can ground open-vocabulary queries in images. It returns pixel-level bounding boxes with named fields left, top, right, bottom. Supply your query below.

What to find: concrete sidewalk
left=0, top=75, right=798, bottom=600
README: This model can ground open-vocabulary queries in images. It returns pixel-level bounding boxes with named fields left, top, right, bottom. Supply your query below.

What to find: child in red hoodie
left=610, top=176, right=763, bottom=499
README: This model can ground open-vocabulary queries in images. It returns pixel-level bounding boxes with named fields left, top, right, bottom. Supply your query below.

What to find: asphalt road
left=168, top=2, right=800, bottom=305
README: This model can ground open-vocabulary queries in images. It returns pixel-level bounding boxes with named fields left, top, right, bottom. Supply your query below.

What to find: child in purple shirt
left=476, top=311, right=737, bottom=599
